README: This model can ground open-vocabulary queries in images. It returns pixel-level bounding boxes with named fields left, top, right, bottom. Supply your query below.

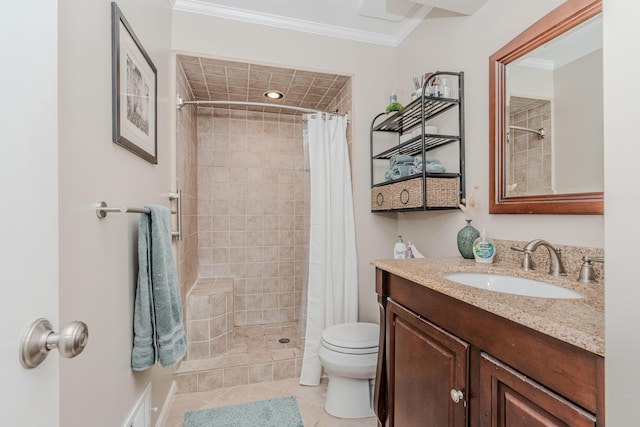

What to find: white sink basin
left=444, top=272, right=585, bottom=299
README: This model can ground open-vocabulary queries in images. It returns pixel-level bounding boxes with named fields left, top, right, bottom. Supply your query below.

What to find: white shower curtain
left=299, top=113, right=358, bottom=386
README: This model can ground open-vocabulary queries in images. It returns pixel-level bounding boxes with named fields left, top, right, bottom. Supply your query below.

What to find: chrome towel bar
left=95, top=201, right=150, bottom=217
left=96, top=189, right=182, bottom=239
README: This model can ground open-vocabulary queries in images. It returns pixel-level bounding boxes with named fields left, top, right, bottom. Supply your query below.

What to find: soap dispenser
left=394, top=235, right=406, bottom=259
left=473, top=228, right=495, bottom=264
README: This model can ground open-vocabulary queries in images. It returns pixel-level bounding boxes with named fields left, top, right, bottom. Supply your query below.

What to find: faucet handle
left=577, top=256, right=604, bottom=283
left=511, top=246, right=535, bottom=271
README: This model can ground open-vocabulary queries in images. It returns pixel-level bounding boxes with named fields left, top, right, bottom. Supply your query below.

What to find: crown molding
left=173, top=0, right=430, bottom=47
left=518, top=57, right=555, bottom=70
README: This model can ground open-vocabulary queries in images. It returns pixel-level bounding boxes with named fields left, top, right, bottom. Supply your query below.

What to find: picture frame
left=111, top=2, right=157, bottom=164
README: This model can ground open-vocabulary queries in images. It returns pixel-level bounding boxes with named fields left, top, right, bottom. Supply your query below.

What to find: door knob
left=19, top=318, right=89, bottom=369
left=450, top=389, right=464, bottom=404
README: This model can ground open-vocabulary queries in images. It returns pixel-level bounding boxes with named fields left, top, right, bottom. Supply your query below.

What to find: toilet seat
left=321, top=322, right=379, bottom=354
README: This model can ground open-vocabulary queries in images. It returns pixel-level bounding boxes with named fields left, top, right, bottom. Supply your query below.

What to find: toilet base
left=324, top=375, right=374, bottom=419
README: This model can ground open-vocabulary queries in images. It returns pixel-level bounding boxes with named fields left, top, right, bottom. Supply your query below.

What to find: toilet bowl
left=318, top=322, right=380, bottom=419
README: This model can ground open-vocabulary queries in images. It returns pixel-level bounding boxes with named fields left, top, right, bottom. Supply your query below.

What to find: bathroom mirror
left=489, top=0, right=603, bottom=214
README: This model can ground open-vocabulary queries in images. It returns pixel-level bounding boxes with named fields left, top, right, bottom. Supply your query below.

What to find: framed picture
left=111, top=2, right=157, bottom=164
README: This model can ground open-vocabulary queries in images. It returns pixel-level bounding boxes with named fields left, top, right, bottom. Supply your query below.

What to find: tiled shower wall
left=196, top=107, right=310, bottom=327
left=507, top=97, right=552, bottom=197
left=177, top=58, right=352, bottom=334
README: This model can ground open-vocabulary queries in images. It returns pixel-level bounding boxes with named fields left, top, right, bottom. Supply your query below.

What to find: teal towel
left=389, top=154, right=415, bottom=168
left=132, top=205, right=186, bottom=371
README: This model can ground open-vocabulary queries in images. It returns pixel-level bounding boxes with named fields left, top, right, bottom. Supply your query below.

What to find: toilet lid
left=321, top=322, right=379, bottom=354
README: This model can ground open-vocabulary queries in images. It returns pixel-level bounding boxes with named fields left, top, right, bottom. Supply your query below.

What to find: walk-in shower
left=172, top=55, right=351, bottom=393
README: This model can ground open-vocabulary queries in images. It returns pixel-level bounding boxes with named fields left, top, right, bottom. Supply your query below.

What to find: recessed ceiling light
left=264, top=90, right=284, bottom=100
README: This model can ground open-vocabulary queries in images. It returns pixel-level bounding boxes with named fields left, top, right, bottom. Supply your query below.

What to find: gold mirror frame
left=489, top=0, right=603, bottom=214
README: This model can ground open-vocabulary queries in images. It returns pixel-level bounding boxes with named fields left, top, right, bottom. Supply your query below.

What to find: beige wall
left=58, top=0, right=175, bottom=425
left=554, top=49, right=603, bottom=193
left=394, top=0, right=604, bottom=255
left=172, top=12, right=400, bottom=323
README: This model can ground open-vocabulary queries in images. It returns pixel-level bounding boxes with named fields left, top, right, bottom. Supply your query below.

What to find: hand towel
left=132, top=205, right=186, bottom=371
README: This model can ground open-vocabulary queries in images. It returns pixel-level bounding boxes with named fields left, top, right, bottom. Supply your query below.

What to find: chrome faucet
left=511, top=239, right=567, bottom=277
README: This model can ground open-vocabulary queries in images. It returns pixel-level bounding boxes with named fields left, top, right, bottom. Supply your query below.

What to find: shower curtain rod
left=508, top=125, right=545, bottom=139
left=176, top=95, right=348, bottom=120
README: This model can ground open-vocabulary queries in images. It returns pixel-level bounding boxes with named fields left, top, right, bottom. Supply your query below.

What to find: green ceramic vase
left=457, top=219, right=480, bottom=259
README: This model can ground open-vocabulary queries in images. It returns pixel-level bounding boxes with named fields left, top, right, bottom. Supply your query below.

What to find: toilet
left=317, top=322, right=380, bottom=419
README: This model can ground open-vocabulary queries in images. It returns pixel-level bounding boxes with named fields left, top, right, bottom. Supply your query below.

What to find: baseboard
left=154, top=380, right=177, bottom=427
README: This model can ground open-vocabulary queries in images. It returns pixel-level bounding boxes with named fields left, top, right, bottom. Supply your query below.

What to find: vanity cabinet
left=370, top=71, right=464, bottom=212
left=479, top=353, right=596, bottom=426
left=386, top=300, right=468, bottom=426
left=374, top=268, right=604, bottom=427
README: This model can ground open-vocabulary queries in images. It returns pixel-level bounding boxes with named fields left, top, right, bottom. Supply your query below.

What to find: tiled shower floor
left=175, top=322, right=304, bottom=394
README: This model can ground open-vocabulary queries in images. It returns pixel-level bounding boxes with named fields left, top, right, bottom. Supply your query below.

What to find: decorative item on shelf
left=411, top=76, right=423, bottom=101
left=386, top=92, right=403, bottom=114
left=457, top=185, right=480, bottom=259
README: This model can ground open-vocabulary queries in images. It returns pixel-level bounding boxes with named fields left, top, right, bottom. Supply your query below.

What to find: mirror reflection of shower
left=506, top=96, right=553, bottom=197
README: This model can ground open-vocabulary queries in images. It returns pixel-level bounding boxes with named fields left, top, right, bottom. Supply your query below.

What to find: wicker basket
left=391, top=178, right=423, bottom=209
left=371, top=176, right=460, bottom=211
left=425, top=177, right=460, bottom=207
left=371, top=185, right=392, bottom=211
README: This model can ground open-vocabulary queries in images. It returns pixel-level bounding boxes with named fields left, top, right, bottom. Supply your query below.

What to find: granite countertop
left=371, top=257, right=604, bottom=357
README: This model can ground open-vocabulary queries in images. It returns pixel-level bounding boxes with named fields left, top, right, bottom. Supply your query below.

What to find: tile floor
left=164, top=377, right=378, bottom=426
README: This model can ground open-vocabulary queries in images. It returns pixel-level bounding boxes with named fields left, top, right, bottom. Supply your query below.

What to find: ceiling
left=174, top=0, right=488, bottom=114
left=172, top=0, right=489, bottom=47
left=177, top=55, right=351, bottom=115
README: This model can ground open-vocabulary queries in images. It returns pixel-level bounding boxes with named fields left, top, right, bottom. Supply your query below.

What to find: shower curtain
left=299, top=113, right=358, bottom=386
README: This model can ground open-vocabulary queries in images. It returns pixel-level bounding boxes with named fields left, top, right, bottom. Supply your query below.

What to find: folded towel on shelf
left=389, top=154, right=415, bottom=168
left=384, top=156, right=446, bottom=181
left=425, top=163, right=447, bottom=173
left=406, top=163, right=447, bottom=175
left=385, top=168, right=401, bottom=181
left=132, top=205, right=186, bottom=371
left=385, top=164, right=420, bottom=181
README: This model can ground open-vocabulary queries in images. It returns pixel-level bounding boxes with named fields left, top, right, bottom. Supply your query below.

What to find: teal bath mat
left=183, top=395, right=304, bottom=427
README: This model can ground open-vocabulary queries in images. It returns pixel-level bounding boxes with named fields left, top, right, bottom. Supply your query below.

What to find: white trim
left=121, top=383, right=152, bottom=427
left=518, top=58, right=555, bottom=71
left=172, top=0, right=431, bottom=46
left=154, top=381, right=177, bottom=427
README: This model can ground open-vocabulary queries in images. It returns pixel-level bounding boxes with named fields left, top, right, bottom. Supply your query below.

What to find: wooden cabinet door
left=387, top=301, right=469, bottom=427
left=479, top=352, right=597, bottom=427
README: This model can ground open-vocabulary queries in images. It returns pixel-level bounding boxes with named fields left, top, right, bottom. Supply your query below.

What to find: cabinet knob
left=450, top=389, right=464, bottom=403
